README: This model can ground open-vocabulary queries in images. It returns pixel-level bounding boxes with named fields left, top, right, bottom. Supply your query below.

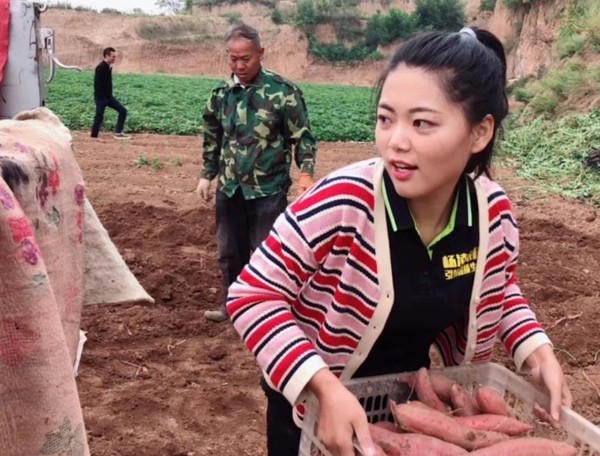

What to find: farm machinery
left=0, top=0, right=81, bottom=119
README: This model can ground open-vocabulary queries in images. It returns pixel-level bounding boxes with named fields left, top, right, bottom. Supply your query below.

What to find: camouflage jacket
left=200, top=67, right=317, bottom=199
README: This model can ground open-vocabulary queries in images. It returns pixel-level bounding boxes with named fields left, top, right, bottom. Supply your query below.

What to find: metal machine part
left=0, top=0, right=82, bottom=119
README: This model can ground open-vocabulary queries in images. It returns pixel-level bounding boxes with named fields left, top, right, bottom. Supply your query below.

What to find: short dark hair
left=103, top=47, right=116, bottom=57
left=225, top=22, right=261, bottom=50
left=376, top=28, right=508, bottom=178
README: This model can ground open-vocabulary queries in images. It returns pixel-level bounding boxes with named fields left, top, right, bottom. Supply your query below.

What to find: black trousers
left=261, top=379, right=302, bottom=456
left=91, top=96, right=127, bottom=137
left=216, top=188, right=287, bottom=310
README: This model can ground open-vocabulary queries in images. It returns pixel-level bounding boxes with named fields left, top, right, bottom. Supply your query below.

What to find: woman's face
left=375, top=64, right=491, bottom=205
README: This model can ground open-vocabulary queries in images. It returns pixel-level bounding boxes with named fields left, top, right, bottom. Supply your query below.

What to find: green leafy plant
left=308, top=38, right=380, bottom=63
left=365, top=9, right=417, bottom=48
left=590, top=65, right=600, bottom=84
left=100, top=7, right=122, bottom=14
left=151, top=158, right=163, bottom=171
left=414, top=0, right=466, bottom=32
left=480, top=0, right=496, bottom=11
left=557, top=34, right=586, bottom=59
left=513, top=86, right=536, bottom=103
left=529, top=90, right=559, bottom=113
left=46, top=71, right=377, bottom=141
left=499, top=109, right=600, bottom=206
left=506, top=75, right=533, bottom=96
left=171, top=158, right=184, bottom=166
left=502, top=0, right=544, bottom=9
left=220, top=12, right=242, bottom=23
left=135, top=156, right=150, bottom=168
left=271, top=8, right=284, bottom=24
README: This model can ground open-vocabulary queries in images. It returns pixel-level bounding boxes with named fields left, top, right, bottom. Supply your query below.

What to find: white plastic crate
left=299, top=362, right=600, bottom=456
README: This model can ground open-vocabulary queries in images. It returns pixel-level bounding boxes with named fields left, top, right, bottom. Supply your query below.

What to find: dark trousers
left=216, top=188, right=287, bottom=310
left=261, top=379, right=302, bottom=456
left=91, top=96, right=127, bottom=137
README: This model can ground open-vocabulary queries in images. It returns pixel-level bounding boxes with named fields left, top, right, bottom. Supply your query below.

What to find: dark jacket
left=94, top=60, right=112, bottom=100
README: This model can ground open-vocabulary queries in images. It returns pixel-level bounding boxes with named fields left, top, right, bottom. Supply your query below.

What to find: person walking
left=226, top=27, right=572, bottom=456
left=91, top=47, right=129, bottom=139
left=196, top=22, right=317, bottom=323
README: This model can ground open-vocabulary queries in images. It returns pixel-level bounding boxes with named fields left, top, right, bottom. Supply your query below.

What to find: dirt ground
left=73, top=131, right=600, bottom=456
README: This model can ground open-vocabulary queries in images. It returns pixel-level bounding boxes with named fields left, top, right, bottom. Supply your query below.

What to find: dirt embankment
left=44, top=0, right=572, bottom=86
left=44, top=6, right=384, bottom=87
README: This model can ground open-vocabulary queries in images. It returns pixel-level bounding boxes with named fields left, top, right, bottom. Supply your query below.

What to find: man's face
left=105, top=52, right=117, bottom=65
left=226, top=38, right=263, bottom=85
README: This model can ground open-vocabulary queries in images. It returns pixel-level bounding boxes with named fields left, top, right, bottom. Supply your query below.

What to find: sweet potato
left=414, top=367, right=448, bottom=412
left=406, top=400, right=434, bottom=410
left=390, top=401, right=508, bottom=451
left=475, top=387, right=515, bottom=417
left=468, top=437, right=578, bottom=455
left=399, top=370, right=456, bottom=404
left=373, top=420, right=398, bottom=432
left=454, top=414, right=533, bottom=436
left=429, top=371, right=456, bottom=403
left=369, top=423, right=468, bottom=456
left=449, top=383, right=480, bottom=416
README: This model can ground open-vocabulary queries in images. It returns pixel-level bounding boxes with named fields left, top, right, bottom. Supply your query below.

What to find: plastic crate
left=298, top=362, right=600, bottom=456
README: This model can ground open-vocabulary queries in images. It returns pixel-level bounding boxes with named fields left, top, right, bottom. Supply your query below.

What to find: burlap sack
left=83, top=197, right=154, bottom=306
left=0, top=108, right=89, bottom=455
left=0, top=0, right=8, bottom=88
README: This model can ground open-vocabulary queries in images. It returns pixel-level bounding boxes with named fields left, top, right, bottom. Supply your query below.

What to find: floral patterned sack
left=0, top=108, right=89, bottom=455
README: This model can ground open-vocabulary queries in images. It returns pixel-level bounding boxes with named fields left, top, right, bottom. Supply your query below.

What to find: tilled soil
left=74, top=131, right=600, bottom=456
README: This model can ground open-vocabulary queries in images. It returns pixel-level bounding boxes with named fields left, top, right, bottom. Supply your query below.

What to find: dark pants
left=261, top=378, right=302, bottom=456
left=91, top=96, right=127, bottom=137
left=216, top=188, right=287, bottom=310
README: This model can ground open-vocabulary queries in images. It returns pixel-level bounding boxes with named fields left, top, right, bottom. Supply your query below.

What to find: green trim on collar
left=466, top=178, right=473, bottom=227
left=382, top=173, right=473, bottom=259
left=425, top=192, right=459, bottom=259
left=382, top=179, right=398, bottom=233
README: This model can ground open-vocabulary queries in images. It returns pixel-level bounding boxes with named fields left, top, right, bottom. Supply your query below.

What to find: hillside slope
left=44, top=0, right=575, bottom=85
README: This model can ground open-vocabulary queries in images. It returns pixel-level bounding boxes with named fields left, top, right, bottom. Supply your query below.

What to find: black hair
left=376, top=28, right=508, bottom=178
left=103, top=47, right=116, bottom=57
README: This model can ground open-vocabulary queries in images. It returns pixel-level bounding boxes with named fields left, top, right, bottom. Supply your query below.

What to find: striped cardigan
left=227, top=158, right=551, bottom=410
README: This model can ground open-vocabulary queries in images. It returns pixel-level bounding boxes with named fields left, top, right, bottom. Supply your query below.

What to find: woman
left=226, top=27, right=572, bottom=456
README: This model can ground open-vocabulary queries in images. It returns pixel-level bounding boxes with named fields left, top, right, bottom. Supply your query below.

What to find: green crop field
left=46, top=70, right=600, bottom=206
left=46, top=70, right=376, bottom=141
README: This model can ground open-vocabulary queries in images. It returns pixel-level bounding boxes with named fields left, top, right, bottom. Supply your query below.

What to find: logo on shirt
left=442, top=247, right=478, bottom=280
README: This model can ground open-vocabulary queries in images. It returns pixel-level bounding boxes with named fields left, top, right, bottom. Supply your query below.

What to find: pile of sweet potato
left=368, top=367, right=577, bottom=456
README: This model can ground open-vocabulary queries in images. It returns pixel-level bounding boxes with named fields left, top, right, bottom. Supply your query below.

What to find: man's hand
left=298, top=172, right=314, bottom=195
left=196, top=178, right=212, bottom=201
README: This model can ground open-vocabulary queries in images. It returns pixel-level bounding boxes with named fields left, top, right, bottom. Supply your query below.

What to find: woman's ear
left=471, top=114, right=495, bottom=154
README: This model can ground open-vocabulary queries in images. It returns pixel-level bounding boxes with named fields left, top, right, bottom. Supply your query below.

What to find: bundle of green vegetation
left=273, top=0, right=467, bottom=63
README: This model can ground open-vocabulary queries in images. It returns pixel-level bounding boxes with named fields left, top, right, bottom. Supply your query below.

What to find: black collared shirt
left=354, top=171, right=479, bottom=378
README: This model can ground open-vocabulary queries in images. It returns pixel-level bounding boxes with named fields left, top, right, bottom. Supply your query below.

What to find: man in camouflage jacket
left=196, top=22, right=317, bottom=323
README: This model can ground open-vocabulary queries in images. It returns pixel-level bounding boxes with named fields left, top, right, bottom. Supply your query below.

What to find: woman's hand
left=308, top=369, right=376, bottom=456
left=525, top=343, right=573, bottom=420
